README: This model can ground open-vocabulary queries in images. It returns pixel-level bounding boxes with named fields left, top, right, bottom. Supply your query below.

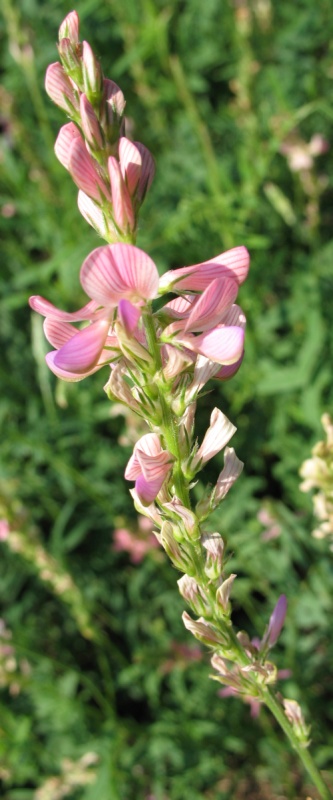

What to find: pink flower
left=125, top=433, right=174, bottom=504
left=159, top=246, right=250, bottom=293
left=29, top=244, right=159, bottom=380
left=191, top=408, right=237, bottom=470
left=45, top=62, right=80, bottom=115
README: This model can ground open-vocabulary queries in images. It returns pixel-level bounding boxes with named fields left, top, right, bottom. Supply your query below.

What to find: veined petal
left=53, top=319, right=110, bottom=373
left=44, top=317, right=77, bottom=348
left=55, top=123, right=82, bottom=170
left=135, top=473, right=166, bottom=505
left=184, top=277, right=238, bottom=332
left=80, top=243, right=159, bottom=306
left=108, top=156, right=135, bottom=230
left=219, top=303, right=246, bottom=329
left=119, top=138, right=142, bottom=196
left=159, top=246, right=250, bottom=293
left=45, top=350, right=102, bottom=381
left=189, top=326, right=245, bottom=365
left=136, top=447, right=174, bottom=482
left=45, top=62, right=79, bottom=113
left=78, top=190, right=116, bottom=239
left=134, top=142, right=155, bottom=201
left=192, top=408, right=236, bottom=468
left=214, top=447, right=244, bottom=504
left=29, top=296, right=100, bottom=321
left=215, top=352, right=244, bottom=381
left=118, top=299, right=141, bottom=334
left=69, top=137, right=112, bottom=202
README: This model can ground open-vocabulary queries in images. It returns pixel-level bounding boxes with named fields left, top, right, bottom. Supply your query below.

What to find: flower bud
left=59, top=11, right=80, bottom=44
left=182, top=611, right=228, bottom=647
left=80, top=94, right=104, bottom=151
left=202, top=532, right=224, bottom=580
left=155, top=522, right=191, bottom=571
left=216, top=574, right=237, bottom=613
left=261, top=595, right=287, bottom=649
left=178, top=575, right=211, bottom=616
left=82, top=41, right=103, bottom=105
left=283, top=699, right=311, bottom=747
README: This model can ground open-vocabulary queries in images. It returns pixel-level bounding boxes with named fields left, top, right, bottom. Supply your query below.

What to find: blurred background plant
left=0, top=0, right=333, bottom=797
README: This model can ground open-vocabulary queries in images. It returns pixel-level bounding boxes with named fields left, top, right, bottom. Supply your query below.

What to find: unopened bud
left=283, top=699, right=311, bottom=747
left=202, top=532, right=224, bottom=580
left=57, top=38, right=82, bottom=83
left=59, top=11, right=80, bottom=44
left=262, top=595, right=287, bottom=649
left=182, top=611, right=228, bottom=647
left=178, top=575, right=211, bottom=616
left=80, top=94, right=104, bottom=150
left=82, top=41, right=103, bottom=105
left=155, top=521, right=191, bottom=572
left=216, top=574, right=237, bottom=613
left=101, top=79, right=126, bottom=145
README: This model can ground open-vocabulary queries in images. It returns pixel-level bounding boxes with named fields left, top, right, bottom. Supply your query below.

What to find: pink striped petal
left=78, top=191, right=115, bottom=238
left=184, top=326, right=245, bottom=365
left=184, top=277, right=238, bottom=332
left=135, top=473, right=166, bottom=505
left=119, top=138, right=142, bottom=196
left=80, top=243, right=159, bottom=306
left=59, top=11, right=80, bottom=42
left=162, top=295, right=193, bottom=319
left=214, top=447, right=244, bottom=504
left=53, top=319, right=110, bottom=373
left=102, top=78, right=126, bottom=123
left=69, top=138, right=112, bottom=202
left=136, top=447, right=174, bottom=483
left=219, top=304, right=246, bottom=329
left=125, top=433, right=162, bottom=480
left=108, top=156, right=135, bottom=230
left=193, top=408, right=236, bottom=467
left=45, top=63, right=79, bottom=113
left=54, top=123, right=82, bottom=170
left=215, top=352, right=244, bottom=381
left=118, top=299, right=141, bottom=334
left=44, top=318, right=77, bottom=348
left=134, top=142, right=155, bottom=201
left=80, top=94, right=103, bottom=149
left=159, top=246, right=250, bottom=293
left=46, top=350, right=102, bottom=382
left=29, top=296, right=99, bottom=321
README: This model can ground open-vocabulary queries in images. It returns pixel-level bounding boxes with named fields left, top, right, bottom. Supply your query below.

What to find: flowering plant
left=29, top=12, right=332, bottom=799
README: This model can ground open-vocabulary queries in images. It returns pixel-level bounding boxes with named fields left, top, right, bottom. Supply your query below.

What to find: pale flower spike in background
left=26, top=10, right=332, bottom=800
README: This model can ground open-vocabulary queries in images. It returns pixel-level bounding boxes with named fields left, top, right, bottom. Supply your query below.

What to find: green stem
left=142, top=302, right=332, bottom=800
left=263, top=688, right=332, bottom=800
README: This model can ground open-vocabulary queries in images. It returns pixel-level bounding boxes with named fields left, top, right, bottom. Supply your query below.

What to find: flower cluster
left=45, top=11, right=155, bottom=243
left=28, top=11, right=310, bottom=756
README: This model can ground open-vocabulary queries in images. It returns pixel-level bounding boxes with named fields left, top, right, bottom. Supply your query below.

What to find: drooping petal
left=54, top=123, right=82, bottom=169
left=80, top=243, right=159, bottom=306
left=180, top=326, right=245, bottom=365
left=53, top=319, right=110, bottom=373
left=44, top=317, right=77, bottom=348
left=45, top=350, right=103, bottom=381
left=159, top=246, right=250, bottom=293
left=136, top=447, right=174, bottom=483
left=184, top=277, right=238, bottom=332
left=135, top=473, right=166, bottom=505
left=29, top=295, right=100, bottom=321
left=215, top=352, right=244, bottom=381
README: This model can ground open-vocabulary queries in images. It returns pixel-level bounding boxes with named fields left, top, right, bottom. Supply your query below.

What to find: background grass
left=0, top=0, right=333, bottom=797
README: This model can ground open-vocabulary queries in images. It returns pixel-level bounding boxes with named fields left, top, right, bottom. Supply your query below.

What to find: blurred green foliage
left=0, top=0, right=333, bottom=797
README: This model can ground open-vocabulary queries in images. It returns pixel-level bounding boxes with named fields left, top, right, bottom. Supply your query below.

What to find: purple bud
left=262, top=595, right=287, bottom=649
